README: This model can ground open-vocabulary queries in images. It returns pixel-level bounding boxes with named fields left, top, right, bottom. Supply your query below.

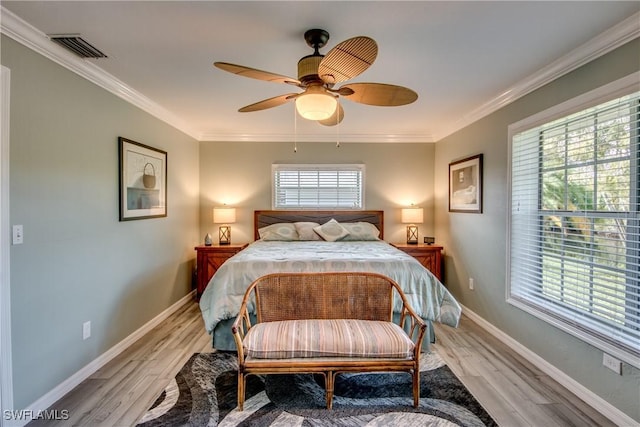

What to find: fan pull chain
left=336, top=106, right=340, bottom=148
left=293, top=103, right=298, bottom=153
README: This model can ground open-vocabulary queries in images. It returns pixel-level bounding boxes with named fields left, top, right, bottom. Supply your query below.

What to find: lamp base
left=218, top=225, right=231, bottom=245
left=406, top=225, right=419, bottom=245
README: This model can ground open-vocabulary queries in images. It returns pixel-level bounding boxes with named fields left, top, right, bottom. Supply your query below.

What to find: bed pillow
left=313, top=219, right=350, bottom=242
left=293, top=222, right=322, bottom=241
left=340, top=222, right=381, bottom=241
left=258, top=223, right=299, bottom=241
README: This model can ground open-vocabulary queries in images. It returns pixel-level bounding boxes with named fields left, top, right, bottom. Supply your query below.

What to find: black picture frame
left=118, top=137, right=167, bottom=221
left=449, top=154, right=483, bottom=213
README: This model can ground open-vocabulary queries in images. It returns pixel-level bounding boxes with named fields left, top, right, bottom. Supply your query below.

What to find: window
left=508, top=75, right=639, bottom=367
left=272, top=164, right=364, bottom=209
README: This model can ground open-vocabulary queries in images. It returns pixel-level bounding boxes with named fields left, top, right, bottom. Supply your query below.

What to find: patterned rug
left=137, top=351, right=497, bottom=426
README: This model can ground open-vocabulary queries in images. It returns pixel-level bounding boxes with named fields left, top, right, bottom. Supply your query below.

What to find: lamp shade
left=401, top=207, right=423, bottom=224
left=213, top=207, right=236, bottom=224
left=295, top=87, right=337, bottom=120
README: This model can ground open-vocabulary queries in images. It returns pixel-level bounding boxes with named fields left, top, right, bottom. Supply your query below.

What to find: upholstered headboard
left=254, top=210, right=384, bottom=241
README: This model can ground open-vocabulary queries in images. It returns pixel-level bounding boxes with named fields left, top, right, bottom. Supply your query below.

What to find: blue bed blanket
left=199, top=240, right=461, bottom=334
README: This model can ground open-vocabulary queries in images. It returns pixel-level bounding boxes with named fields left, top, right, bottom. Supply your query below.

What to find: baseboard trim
left=460, top=304, right=637, bottom=427
left=12, top=291, right=195, bottom=427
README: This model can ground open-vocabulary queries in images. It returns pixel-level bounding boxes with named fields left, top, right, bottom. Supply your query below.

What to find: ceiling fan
left=214, top=29, right=418, bottom=126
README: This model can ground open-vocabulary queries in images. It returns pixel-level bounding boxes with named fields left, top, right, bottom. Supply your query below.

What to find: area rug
left=137, top=351, right=497, bottom=426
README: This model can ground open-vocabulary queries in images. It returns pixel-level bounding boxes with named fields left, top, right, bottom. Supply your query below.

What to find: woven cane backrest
left=252, top=272, right=395, bottom=323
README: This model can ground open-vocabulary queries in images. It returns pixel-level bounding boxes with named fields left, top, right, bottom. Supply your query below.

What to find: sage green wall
left=2, top=36, right=200, bottom=409
left=5, top=20, right=636, bottom=420
left=198, top=141, right=435, bottom=244
left=434, top=39, right=640, bottom=421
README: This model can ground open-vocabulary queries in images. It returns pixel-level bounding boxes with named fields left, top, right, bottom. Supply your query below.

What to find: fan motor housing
left=298, top=54, right=324, bottom=84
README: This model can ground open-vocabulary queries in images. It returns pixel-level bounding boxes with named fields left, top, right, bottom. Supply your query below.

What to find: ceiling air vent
left=48, top=34, right=107, bottom=59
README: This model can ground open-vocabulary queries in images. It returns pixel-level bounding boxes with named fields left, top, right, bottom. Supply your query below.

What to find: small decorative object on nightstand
left=204, top=233, right=212, bottom=246
left=195, top=244, right=247, bottom=298
left=392, top=243, right=443, bottom=282
left=401, top=206, right=423, bottom=244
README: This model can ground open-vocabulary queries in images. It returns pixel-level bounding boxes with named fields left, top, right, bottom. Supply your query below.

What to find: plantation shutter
left=273, top=164, right=364, bottom=209
left=509, top=90, right=640, bottom=364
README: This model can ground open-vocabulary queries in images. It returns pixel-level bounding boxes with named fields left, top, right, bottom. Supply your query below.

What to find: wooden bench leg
left=237, top=371, right=245, bottom=411
left=325, top=371, right=335, bottom=409
left=413, top=369, right=420, bottom=408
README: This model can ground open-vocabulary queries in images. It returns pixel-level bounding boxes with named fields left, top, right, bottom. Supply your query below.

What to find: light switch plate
left=12, top=225, right=23, bottom=245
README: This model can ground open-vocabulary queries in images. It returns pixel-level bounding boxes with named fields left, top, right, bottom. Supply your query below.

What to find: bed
left=198, top=210, right=461, bottom=351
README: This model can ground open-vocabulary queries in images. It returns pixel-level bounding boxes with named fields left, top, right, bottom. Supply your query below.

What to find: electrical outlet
left=469, top=278, right=474, bottom=290
left=602, top=353, right=621, bottom=374
left=83, top=321, right=91, bottom=340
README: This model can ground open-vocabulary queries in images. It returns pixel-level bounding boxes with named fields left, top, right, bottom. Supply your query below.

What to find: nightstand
left=392, top=243, right=443, bottom=282
left=195, top=244, right=248, bottom=299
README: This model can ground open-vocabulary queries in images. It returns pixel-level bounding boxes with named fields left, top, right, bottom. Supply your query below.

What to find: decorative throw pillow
left=258, top=223, right=299, bottom=241
left=313, top=219, right=350, bottom=242
left=293, top=222, right=322, bottom=240
left=340, top=222, right=381, bottom=241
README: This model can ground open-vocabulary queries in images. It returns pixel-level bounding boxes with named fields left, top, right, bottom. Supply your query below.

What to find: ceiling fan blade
left=238, top=93, right=299, bottom=112
left=340, top=83, right=418, bottom=106
left=214, top=62, right=301, bottom=86
left=318, top=102, right=344, bottom=126
left=318, top=36, right=377, bottom=85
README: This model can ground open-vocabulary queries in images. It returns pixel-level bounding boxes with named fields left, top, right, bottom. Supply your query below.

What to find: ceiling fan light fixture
left=215, top=28, right=416, bottom=126
left=295, top=87, right=337, bottom=121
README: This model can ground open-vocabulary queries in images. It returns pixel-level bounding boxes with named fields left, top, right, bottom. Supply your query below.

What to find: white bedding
left=199, top=240, right=461, bottom=334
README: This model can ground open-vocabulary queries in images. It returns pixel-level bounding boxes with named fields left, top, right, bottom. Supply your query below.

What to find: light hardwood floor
left=432, top=319, right=615, bottom=427
left=27, top=299, right=615, bottom=427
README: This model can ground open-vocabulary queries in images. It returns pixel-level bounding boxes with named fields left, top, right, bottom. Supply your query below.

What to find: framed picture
left=449, top=154, right=483, bottom=213
left=119, top=137, right=167, bottom=221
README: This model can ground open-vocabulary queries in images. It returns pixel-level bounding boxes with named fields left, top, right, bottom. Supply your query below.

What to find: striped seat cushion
left=244, top=319, right=414, bottom=359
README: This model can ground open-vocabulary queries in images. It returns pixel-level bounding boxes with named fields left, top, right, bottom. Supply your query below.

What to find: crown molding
left=2, top=6, right=637, bottom=143
left=197, top=131, right=436, bottom=143
left=0, top=6, right=433, bottom=144
left=436, top=11, right=640, bottom=141
left=0, top=7, right=200, bottom=141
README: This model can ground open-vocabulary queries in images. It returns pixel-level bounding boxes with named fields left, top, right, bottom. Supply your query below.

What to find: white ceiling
left=1, top=1, right=639, bottom=142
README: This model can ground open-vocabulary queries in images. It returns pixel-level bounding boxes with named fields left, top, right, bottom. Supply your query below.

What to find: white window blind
left=508, top=85, right=639, bottom=367
left=272, top=164, right=364, bottom=209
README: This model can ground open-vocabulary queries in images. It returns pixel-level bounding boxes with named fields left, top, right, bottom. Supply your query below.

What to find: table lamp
left=213, top=207, right=236, bottom=245
left=401, top=207, right=423, bottom=245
